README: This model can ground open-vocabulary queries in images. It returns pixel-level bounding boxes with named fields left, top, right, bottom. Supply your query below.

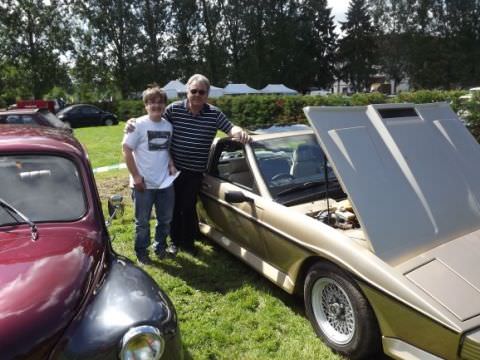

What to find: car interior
left=0, top=155, right=86, bottom=224
left=0, top=115, right=36, bottom=125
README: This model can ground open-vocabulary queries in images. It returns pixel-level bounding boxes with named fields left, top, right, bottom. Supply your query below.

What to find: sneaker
left=137, top=253, right=153, bottom=265
left=165, top=244, right=178, bottom=256
left=155, top=248, right=166, bottom=260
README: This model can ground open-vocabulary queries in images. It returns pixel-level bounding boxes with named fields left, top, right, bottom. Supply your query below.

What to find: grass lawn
left=85, top=128, right=344, bottom=359
left=73, top=122, right=229, bottom=170
left=74, top=123, right=126, bottom=169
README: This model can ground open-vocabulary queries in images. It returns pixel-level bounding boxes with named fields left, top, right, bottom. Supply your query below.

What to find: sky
left=328, top=0, right=349, bottom=25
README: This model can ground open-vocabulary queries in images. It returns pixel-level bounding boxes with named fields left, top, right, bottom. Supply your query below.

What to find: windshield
left=252, top=133, right=339, bottom=199
left=0, top=155, right=86, bottom=225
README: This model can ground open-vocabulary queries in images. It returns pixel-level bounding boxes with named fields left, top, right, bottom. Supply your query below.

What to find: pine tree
left=338, top=0, right=377, bottom=92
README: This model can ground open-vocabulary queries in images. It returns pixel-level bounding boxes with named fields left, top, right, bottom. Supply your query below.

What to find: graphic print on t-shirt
left=147, top=131, right=170, bottom=151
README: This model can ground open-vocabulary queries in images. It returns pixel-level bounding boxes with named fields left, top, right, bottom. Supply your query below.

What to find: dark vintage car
left=56, top=104, right=118, bottom=128
left=0, top=108, right=72, bottom=133
left=0, top=126, right=182, bottom=359
left=198, top=103, right=480, bottom=359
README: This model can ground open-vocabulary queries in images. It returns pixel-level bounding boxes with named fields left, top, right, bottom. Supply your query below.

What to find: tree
left=168, top=0, right=199, bottom=81
left=338, top=0, right=377, bottom=92
left=218, top=0, right=249, bottom=83
left=439, top=0, right=480, bottom=87
left=195, top=0, right=228, bottom=84
left=73, top=0, right=141, bottom=98
left=0, top=0, right=72, bottom=98
left=69, top=28, right=115, bottom=101
left=136, top=0, right=171, bottom=86
left=368, top=0, right=414, bottom=93
left=293, top=0, right=337, bottom=91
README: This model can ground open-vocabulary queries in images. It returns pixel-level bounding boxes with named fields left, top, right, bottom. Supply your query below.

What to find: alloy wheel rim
left=311, top=277, right=355, bottom=344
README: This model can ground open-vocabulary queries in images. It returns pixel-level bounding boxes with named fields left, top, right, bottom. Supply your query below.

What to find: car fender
left=50, top=255, right=182, bottom=359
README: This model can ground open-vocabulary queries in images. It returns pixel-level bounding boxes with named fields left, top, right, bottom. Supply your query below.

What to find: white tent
left=209, top=85, right=225, bottom=98
left=224, top=83, right=258, bottom=95
left=164, top=88, right=178, bottom=99
left=163, top=80, right=186, bottom=98
left=260, top=84, right=298, bottom=95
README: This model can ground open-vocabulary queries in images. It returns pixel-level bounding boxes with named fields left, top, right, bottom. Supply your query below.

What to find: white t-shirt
left=122, top=115, right=174, bottom=189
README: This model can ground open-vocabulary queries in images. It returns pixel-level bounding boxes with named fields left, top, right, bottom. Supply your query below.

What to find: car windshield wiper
left=275, top=179, right=335, bottom=197
left=0, top=198, right=38, bottom=241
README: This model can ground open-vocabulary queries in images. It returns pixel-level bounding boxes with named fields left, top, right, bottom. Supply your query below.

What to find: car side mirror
left=106, top=194, right=124, bottom=225
left=225, top=191, right=253, bottom=203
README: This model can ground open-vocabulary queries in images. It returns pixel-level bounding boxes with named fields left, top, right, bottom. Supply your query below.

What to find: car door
left=66, top=108, right=82, bottom=127
left=199, top=139, right=268, bottom=260
left=80, top=106, right=101, bottom=126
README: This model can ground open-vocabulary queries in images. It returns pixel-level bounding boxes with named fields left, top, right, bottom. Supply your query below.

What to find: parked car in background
left=0, top=126, right=182, bottom=359
left=198, top=102, right=480, bottom=359
left=309, top=89, right=331, bottom=96
left=57, top=104, right=118, bottom=128
left=0, top=108, right=71, bottom=133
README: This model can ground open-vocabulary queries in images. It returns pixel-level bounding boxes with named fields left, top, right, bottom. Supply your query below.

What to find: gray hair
left=187, top=74, right=210, bottom=92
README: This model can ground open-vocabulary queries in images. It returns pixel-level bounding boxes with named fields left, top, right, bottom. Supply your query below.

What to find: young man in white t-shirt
left=122, top=86, right=177, bottom=265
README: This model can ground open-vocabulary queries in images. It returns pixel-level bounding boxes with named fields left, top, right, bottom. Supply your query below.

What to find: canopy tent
left=224, top=83, right=258, bottom=95
left=163, top=80, right=186, bottom=98
left=209, top=85, right=225, bottom=98
left=164, top=88, right=178, bottom=99
left=260, top=84, right=298, bottom=95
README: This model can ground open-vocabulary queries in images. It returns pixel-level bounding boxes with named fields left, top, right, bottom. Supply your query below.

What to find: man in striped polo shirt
left=165, top=74, right=249, bottom=255
left=129, top=74, right=249, bottom=255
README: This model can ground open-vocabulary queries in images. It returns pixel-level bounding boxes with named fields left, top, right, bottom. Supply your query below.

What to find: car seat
left=291, top=144, right=324, bottom=178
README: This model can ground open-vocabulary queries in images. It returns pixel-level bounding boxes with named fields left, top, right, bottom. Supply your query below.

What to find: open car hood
left=304, top=103, right=480, bottom=265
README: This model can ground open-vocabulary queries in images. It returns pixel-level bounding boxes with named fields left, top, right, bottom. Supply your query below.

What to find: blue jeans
left=132, top=186, right=174, bottom=256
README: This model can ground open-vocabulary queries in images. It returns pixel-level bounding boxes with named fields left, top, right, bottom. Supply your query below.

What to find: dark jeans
left=171, top=170, right=204, bottom=249
left=132, top=186, right=174, bottom=256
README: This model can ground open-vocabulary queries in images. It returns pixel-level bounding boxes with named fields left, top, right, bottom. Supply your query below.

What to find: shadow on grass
left=154, top=237, right=305, bottom=315
left=153, top=238, right=392, bottom=360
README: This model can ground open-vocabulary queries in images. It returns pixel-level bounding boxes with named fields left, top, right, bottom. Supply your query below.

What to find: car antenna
left=324, top=154, right=331, bottom=224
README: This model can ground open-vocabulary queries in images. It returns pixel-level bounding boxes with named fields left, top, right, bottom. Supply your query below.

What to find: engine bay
left=291, top=198, right=367, bottom=243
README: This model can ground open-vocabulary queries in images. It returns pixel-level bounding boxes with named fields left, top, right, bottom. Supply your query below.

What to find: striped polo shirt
left=164, top=100, right=233, bottom=172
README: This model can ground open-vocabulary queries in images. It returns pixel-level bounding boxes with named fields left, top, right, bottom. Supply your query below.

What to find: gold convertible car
left=197, top=103, right=480, bottom=359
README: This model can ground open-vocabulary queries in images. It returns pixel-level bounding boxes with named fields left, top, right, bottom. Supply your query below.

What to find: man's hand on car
left=229, top=126, right=251, bottom=144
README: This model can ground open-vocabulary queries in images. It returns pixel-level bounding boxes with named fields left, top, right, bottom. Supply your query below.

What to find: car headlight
left=120, top=325, right=165, bottom=360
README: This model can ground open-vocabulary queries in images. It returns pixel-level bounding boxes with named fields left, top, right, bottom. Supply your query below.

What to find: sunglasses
left=190, top=89, right=207, bottom=95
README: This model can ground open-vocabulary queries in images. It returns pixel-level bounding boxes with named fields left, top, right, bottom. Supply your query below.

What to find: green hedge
left=94, top=90, right=480, bottom=140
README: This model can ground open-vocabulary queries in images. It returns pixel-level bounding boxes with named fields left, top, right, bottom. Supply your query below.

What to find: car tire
left=104, top=118, right=114, bottom=126
left=304, top=262, right=381, bottom=359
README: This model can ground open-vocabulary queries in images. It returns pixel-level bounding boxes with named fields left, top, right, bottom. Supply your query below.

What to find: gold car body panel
left=305, top=102, right=480, bottom=265
left=360, top=283, right=460, bottom=359
left=198, top=108, right=480, bottom=358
